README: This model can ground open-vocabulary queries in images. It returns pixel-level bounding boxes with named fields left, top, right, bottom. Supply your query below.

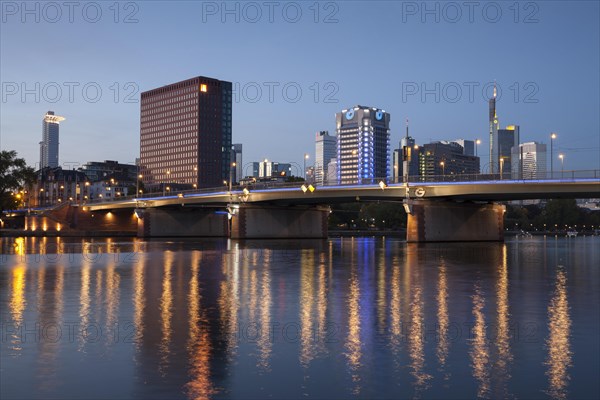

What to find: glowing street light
left=304, top=153, right=309, bottom=180
left=551, top=133, right=557, bottom=178
left=136, top=174, right=142, bottom=198
left=559, top=153, right=564, bottom=178
left=440, top=161, right=445, bottom=177
left=476, top=139, right=481, bottom=157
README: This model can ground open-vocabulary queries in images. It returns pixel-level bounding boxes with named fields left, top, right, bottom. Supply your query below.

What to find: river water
left=1, top=236, right=598, bottom=399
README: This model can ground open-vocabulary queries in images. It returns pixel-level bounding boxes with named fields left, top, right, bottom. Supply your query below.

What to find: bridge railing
left=82, top=169, right=600, bottom=205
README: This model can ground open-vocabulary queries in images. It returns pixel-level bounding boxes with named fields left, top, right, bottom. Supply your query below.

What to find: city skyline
left=1, top=2, right=599, bottom=172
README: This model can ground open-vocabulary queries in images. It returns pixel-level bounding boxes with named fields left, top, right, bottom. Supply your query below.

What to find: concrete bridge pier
left=136, top=207, right=229, bottom=238
left=406, top=200, right=505, bottom=242
left=230, top=204, right=330, bottom=239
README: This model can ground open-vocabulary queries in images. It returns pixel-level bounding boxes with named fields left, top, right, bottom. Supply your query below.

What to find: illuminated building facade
left=489, top=85, right=499, bottom=174
left=314, top=131, right=337, bottom=185
left=39, top=111, right=65, bottom=169
left=419, top=141, right=480, bottom=177
left=512, top=141, right=547, bottom=179
left=336, top=105, right=390, bottom=185
left=140, top=76, right=232, bottom=188
left=498, top=125, right=520, bottom=178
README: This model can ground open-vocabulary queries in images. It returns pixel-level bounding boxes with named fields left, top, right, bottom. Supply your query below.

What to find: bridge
left=13, top=172, right=600, bottom=242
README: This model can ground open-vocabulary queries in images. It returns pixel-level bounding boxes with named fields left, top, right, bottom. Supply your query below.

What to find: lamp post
left=229, top=162, right=236, bottom=192
left=440, top=161, right=445, bottom=178
left=304, top=153, right=309, bottom=180
left=559, top=153, right=564, bottom=178
left=476, top=139, right=481, bottom=157
left=163, top=170, right=170, bottom=196
left=500, top=157, right=505, bottom=180
left=550, top=133, right=557, bottom=178
left=136, top=174, right=142, bottom=198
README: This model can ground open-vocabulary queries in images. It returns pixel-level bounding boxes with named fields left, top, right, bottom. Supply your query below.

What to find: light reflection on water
left=0, top=236, right=598, bottom=399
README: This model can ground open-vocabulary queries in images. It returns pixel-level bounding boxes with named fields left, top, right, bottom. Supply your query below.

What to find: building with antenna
left=393, top=118, right=419, bottom=182
left=489, top=84, right=499, bottom=174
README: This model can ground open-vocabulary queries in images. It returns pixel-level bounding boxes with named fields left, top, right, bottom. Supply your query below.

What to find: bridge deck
left=80, top=179, right=600, bottom=211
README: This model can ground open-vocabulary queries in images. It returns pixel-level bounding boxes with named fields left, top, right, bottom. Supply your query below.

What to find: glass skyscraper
left=39, top=111, right=65, bottom=169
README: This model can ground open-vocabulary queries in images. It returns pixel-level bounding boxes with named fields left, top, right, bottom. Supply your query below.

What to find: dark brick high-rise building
left=140, top=76, right=232, bottom=188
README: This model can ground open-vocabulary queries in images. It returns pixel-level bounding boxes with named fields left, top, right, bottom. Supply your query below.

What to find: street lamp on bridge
left=551, top=133, right=557, bottom=178
left=500, top=157, right=506, bottom=180
left=559, top=153, right=564, bottom=178
left=304, top=153, right=310, bottom=180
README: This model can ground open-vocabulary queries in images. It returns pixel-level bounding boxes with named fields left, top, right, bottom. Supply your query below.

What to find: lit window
left=200, top=84, right=207, bottom=92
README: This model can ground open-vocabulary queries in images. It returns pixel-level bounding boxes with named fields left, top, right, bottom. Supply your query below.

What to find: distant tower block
left=40, top=111, right=65, bottom=169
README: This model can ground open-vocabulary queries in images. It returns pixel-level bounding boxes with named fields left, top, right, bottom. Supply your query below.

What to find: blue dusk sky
left=1, top=0, right=599, bottom=172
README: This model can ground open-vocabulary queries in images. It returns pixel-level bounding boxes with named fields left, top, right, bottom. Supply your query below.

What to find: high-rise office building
left=419, top=141, right=480, bottom=177
left=315, top=131, right=337, bottom=185
left=453, top=139, right=475, bottom=156
left=39, top=111, right=65, bottom=169
left=231, top=144, right=243, bottom=183
left=489, top=85, right=499, bottom=174
left=140, top=76, right=232, bottom=188
left=258, top=161, right=292, bottom=178
left=336, top=105, right=390, bottom=184
left=511, top=142, right=546, bottom=179
left=396, top=119, right=419, bottom=182
left=326, top=158, right=337, bottom=185
left=498, top=125, right=520, bottom=178
left=392, top=148, right=401, bottom=183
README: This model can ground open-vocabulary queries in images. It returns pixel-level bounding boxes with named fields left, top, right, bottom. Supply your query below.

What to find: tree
left=543, top=199, right=580, bottom=227
left=0, top=150, right=36, bottom=211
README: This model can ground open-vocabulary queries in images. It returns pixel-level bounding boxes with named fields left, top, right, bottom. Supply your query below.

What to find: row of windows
left=141, top=105, right=198, bottom=118
left=142, top=139, right=197, bottom=148
left=141, top=124, right=197, bottom=135
left=142, top=96, right=232, bottom=112
left=142, top=145, right=197, bottom=155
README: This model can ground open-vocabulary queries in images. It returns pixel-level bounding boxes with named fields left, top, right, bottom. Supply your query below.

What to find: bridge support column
left=136, top=208, right=229, bottom=238
left=407, top=200, right=505, bottom=242
left=230, top=204, right=329, bottom=239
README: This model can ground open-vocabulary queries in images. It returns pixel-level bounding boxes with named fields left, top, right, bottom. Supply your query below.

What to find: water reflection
left=345, top=268, right=362, bottom=395
left=300, top=249, right=315, bottom=367
left=545, top=268, right=572, bottom=400
left=8, top=263, right=26, bottom=353
left=409, top=285, right=431, bottom=395
left=493, top=245, right=512, bottom=397
left=436, top=261, right=449, bottom=376
left=257, top=249, right=272, bottom=371
left=78, top=257, right=91, bottom=351
left=186, top=251, right=216, bottom=400
left=133, top=254, right=145, bottom=353
left=159, top=251, right=174, bottom=375
left=470, top=284, right=490, bottom=398
left=0, top=236, right=597, bottom=400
